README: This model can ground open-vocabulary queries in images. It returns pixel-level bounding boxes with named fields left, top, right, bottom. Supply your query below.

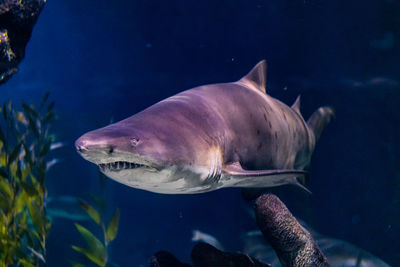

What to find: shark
left=75, top=60, right=334, bottom=194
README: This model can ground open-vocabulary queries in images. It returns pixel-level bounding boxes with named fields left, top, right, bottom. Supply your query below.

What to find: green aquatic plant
left=71, top=192, right=120, bottom=267
left=0, top=93, right=56, bottom=266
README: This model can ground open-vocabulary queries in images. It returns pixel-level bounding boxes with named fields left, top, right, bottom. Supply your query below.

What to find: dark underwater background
left=1, top=0, right=399, bottom=266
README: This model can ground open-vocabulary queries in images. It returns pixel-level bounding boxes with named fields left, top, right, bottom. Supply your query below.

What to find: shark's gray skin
left=75, top=60, right=334, bottom=194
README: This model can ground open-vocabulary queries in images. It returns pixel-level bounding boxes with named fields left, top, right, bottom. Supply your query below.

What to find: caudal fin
left=307, top=106, right=335, bottom=142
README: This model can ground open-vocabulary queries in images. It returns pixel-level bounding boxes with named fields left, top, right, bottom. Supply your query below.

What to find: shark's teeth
left=98, top=161, right=145, bottom=171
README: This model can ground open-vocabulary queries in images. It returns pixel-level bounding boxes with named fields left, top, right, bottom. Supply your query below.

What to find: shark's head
left=75, top=113, right=222, bottom=194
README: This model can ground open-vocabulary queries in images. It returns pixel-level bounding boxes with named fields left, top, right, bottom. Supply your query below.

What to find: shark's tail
left=307, top=106, right=335, bottom=142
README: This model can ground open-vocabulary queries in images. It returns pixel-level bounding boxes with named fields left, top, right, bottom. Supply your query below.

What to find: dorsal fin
left=291, top=95, right=301, bottom=115
left=239, top=60, right=267, bottom=93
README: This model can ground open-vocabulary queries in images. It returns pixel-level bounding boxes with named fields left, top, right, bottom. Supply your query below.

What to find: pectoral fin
left=222, top=162, right=310, bottom=193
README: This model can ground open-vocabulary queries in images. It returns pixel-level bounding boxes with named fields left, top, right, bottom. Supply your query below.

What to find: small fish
left=46, top=158, right=61, bottom=171
left=191, top=230, right=224, bottom=251
left=50, top=141, right=66, bottom=151
left=75, top=60, right=334, bottom=194
left=45, top=195, right=90, bottom=221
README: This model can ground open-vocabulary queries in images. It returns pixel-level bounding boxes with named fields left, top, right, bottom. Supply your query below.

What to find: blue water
left=1, top=0, right=399, bottom=266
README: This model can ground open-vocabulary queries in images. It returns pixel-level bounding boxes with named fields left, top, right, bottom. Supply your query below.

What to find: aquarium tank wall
left=0, top=0, right=399, bottom=266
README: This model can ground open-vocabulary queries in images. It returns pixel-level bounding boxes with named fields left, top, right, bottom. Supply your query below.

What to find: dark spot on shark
left=274, top=132, right=278, bottom=139
left=256, top=129, right=260, bottom=135
left=257, top=142, right=263, bottom=151
left=108, top=146, right=114, bottom=154
left=268, top=121, right=272, bottom=129
left=263, top=113, right=268, bottom=122
left=282, top=110, right=287, bottom=121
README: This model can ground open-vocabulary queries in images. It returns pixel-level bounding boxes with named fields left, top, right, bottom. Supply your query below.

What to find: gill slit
left=204, top=150, right=222, bottom=184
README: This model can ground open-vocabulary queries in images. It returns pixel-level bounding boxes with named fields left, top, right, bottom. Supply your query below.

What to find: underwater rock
left=191, top=242, right=271, bottom=267
left=0, top=0, right=46, bottom=84
left=255, top=194, right=330, bottom=267
left=150, top=243, right=269, bottom=267
left=150, top=251, right=191, bottom=267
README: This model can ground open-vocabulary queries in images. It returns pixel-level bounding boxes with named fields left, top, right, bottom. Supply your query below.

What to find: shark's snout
left=74, top=134, right=117, bottom=159
left=75, top=138, right=88, bottom=153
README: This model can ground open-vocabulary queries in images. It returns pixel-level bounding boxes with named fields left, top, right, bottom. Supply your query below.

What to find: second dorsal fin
left=291, top=95, right=301, bottom=115
left=239, top=60, right=267, bottom=94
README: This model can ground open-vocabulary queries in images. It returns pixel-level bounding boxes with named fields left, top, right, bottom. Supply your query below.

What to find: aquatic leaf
left=21, top=180, right=38, bottom=197
left=2, top=103, right=7, bottom=121
left=0, top=126, right=6, bottom=144
left=0, top=180, right=13, bottom=201
left=72, top=246, right=105, bottom=267
left=0, top=193, right=10, bottom=211
left=39, top=139, right=51, bottom=157
left=36, top=160, right=46, bottom=184
left=78, top=199, right=101, bottom=225
left=43, top=110, right=55, bottom=124
left=8, top=142, right=21, bottom=165
left=27, top=199, right=45, bottom=236
left=106, top=208, right=120, bottom=242
left=27, top=229, right=41, bottom=248
left=29, top=175, right=43, bottom=197
left=18, top=258, right=35, bottom=267
left=15, top=208, right=27, bottom=232
left=22, top=144, right=32, bottom=166
left=7, top=101, right=12, bottom=112
left=39, top=92, right=50, bottom=110
left=26, top=114, right=40, bottom=138
left=70, top=261, right=87, bottom=267
left=21, top=174, right=41, bottom=197
left=21, top=166, right=31, bottom=181
left=89, top=194, right=105, bottom=213
left=0, top=179, right=14, bottom=199
left=74, top=223, right=106, bottom=263
left=15, top=191, right=28, bottom=213
left=0, top=166, right=8, bottom=178
left=22, top=103, right=38, bottom=119
left=47, top=101, right=55, bottom=112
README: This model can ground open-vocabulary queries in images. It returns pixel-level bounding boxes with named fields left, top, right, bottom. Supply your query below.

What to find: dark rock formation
left=255, top=194, right=330, bottom=267
left=150, top=244, right=269, bottom=267
left=191, top=242, right=271, bottom=267
left=0, top=0, right=46, bottom=84
left=150, top=251, right=191, bottom=267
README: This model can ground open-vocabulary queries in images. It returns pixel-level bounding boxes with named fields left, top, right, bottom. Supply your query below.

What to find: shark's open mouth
left=99, top=161, right=146, bottom=172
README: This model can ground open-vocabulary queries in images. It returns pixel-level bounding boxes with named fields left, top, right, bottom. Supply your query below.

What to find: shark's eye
left=130, top=137, right=140, bottom=146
